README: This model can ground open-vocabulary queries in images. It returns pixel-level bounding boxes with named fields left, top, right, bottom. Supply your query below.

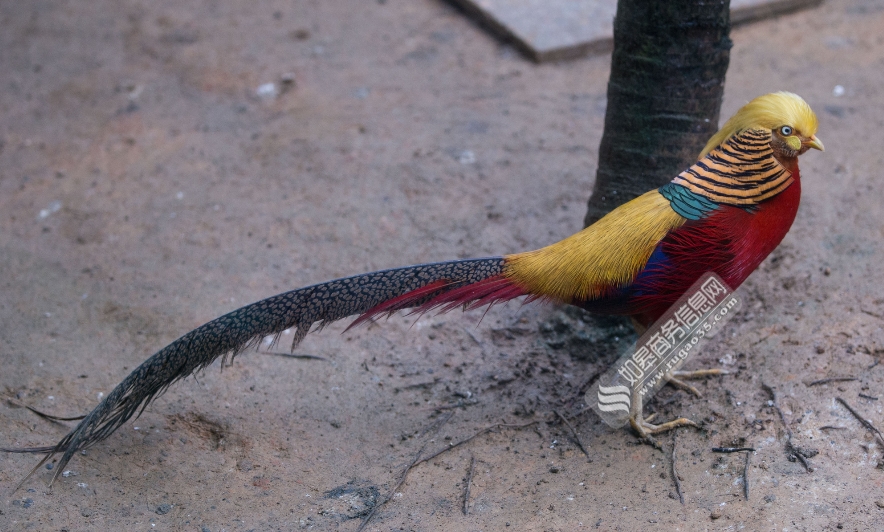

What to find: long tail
left=3, top=257, right=526, bottom=484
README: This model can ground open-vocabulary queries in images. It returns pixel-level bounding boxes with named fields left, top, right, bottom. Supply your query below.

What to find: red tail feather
left=429, top=277, right=521, bottom=314
left=351, top=275, right=527, bottom=329
left=347, top=279, right=451, bottom=330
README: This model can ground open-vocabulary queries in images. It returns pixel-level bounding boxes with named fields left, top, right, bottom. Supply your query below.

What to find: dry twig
left=554, top=410, right=590, bottom=460
left=762, top=383, right=814, bottom=472
left=561, top=404, right=593, bottom=421
left=791, top=448, right=813, bottom=471
left=415, top=420, right=541, bottom=468
left=836, top=397, right=884, bottom=446
left=711, top=447, right=755, bottom=453
left=259, top=351, right=327, bottom=361
left=461, top=327, right=483, bottom=347
left=356, top=444, right=426, bottom=532
left=462, top=455, right=476, bottom=515
left=670, top=430, right=684, bottom=504
left=418, top=409, right=455, bottom=439
left=357, top=419, right=540, bottom=530
left=742, top=452, right=751, bottom=501
left=807, top=377, right=856, bottom=387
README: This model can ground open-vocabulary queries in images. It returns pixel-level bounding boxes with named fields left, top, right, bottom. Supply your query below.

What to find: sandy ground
left=2, top=0, right=884, bottom=530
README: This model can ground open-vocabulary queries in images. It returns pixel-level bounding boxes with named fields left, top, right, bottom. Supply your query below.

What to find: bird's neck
left=774, top=154, right=800, bottom=174
left=672, top=128, right=795, bottom=207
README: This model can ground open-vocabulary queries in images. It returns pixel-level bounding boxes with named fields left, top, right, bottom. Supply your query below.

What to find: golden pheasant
left=4, top=92, right=823, bottom=484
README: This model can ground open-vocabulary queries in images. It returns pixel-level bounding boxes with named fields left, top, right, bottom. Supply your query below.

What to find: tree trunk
left=584, top=0, right=732, bottom=227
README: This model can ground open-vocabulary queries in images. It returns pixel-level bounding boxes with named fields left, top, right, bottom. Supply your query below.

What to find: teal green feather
left=658, top=183, right=720, bottom=220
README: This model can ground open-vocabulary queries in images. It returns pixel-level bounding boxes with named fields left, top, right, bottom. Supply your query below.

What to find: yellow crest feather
left=504, top=191, right=685, bottom=302
left=700, top=92, right=818, bottom=158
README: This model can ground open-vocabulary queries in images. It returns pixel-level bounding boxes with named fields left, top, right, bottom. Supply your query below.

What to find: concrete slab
left=451, top=0, right=824, bottom=61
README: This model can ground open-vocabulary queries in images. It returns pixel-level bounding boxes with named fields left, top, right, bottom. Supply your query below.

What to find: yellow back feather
left=700, top=92, right=818, bottom=158
left=504, top=191, right=685, bottom=302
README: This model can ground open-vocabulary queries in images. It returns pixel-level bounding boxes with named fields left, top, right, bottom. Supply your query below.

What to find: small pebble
left=875, top=500, right=884, bottom=509
left=156, top=503, right=172, bottom=515
left=38, top=200, right=62, bottom=219
left=710, top=509, right=722, bottom=520
left=458, top=150, right=476, bottom=165
left=256, top=83, right=278, bottom=100
left=45, top=463, right=53, bottom=470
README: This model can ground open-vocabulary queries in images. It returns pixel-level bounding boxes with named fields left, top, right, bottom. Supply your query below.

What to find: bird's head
left=700, top=92, right=824, bottom=162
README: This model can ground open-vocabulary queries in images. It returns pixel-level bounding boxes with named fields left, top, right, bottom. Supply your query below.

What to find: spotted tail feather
left=3, top=257, right=509, bottom=484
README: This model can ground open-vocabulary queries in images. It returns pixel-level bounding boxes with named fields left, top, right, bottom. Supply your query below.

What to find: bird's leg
left=626, top=318, right=725, bottom=443
left=629, top=368, right=728, bottom=443
left=628, top=385, right=698, bottom=447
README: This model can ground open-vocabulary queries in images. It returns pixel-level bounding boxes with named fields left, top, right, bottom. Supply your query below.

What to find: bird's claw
left=627, top=368, right=717, bottom=446
left=666, top=376, right=702, bottom=396
left=630, top=412, right=699, bottom=441
left=666, top=368, right=729, bottom=397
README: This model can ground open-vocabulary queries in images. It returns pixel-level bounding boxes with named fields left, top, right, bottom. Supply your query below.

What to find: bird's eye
left=780, top=125, right=793, bottom=136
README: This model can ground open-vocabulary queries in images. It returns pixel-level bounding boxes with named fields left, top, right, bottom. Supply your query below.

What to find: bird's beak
left=806, top=135, right=825, bottom=152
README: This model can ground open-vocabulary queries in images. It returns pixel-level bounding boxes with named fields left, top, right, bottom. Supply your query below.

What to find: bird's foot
left=666, top=368, right=729, bottom=397
left=628, top=372, right=713, bottom=447
left=629, top=412, right=698, bottom=448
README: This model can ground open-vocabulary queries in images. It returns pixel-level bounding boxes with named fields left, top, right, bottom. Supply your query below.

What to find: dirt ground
left=2, top=0, right=884, bottom=530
